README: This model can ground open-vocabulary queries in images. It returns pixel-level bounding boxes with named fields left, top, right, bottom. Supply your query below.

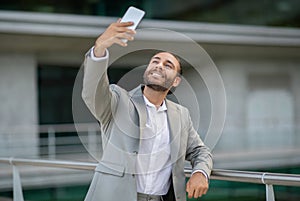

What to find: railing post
left=48, top=127, right=56, bottom=159
left=262, top=172, right=276, bottom=201
left=9, top=158, right=25, bottom=201
left=266, top=184, right=275, bottom=201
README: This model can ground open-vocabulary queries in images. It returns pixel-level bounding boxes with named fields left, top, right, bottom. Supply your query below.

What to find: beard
left=143, top=70, right=175, bottom=92
left=146, top=84, right=168, bottom=92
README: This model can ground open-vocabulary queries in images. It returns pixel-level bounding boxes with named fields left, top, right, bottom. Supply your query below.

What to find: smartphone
left=120, top=6, right=145, bottom=42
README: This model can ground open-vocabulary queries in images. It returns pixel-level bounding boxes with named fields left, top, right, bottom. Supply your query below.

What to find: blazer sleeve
left=81, top=48, right=118, bottom=128
left=184, top=109, right=213, bottom=178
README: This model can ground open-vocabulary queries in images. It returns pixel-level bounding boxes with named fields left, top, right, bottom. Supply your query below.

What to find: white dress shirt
left=136, top=96, right=172, bottom=195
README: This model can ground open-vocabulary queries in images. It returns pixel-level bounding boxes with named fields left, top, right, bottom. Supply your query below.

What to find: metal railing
left=0, top=157, right=300, bottom=201
left=0, top=123, right=101, bottom=160
left=2, top=123, right=300, bottom=170
left=39, top=123, right=100, bottom=159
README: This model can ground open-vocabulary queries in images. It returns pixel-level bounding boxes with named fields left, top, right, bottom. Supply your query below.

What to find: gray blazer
left=82, top=50, right=213, bottom=201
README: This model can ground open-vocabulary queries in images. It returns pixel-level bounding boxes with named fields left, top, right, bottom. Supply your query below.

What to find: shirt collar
left=143, top=95, right=167, bottom=111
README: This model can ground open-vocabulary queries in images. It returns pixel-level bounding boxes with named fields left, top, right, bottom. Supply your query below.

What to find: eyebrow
left=152, top=56, right=175, bottom=68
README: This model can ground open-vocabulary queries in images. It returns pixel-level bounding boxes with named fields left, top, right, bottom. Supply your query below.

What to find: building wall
left=0, top=53, right=38, bottom=157
left=213, top=55, right=300, bottom=168
left=0, top=11, right=299, bottom=169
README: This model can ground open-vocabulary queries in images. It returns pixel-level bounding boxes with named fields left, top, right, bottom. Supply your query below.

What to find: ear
left=172, top=76, right=181, bottom=88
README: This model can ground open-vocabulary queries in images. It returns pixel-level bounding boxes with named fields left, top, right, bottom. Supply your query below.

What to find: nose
left=155, top=62, right=164, bottom=70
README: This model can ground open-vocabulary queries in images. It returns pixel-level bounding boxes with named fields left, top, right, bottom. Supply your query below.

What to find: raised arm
left=81, top=20, right=136, bottom=124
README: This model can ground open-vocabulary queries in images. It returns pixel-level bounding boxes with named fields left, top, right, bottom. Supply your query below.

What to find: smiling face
left=143, top=52, right=181, bottom=92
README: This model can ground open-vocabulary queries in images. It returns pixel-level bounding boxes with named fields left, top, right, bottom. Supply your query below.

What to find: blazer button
left=133, top=151, right=138, bottom=154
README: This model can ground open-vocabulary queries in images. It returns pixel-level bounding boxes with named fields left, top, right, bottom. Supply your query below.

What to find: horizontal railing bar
left=2, top=123, right=300, bottom=134
left=210, top=169, right=300, bottom=187
left=39, top=123, right=100, bottom=133
left=0, top=123, right=101, bottom=134
left=1, top=157, right=300, bottom=187
left=0, top=157, right=96, bottom=171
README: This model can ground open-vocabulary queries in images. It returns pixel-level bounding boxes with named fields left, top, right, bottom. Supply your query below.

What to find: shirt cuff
left=90, top=46, right=109, bottom=61
left=191, top=170, right=209, bottom=181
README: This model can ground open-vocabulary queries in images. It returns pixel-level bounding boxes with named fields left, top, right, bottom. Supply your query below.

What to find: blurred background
left=0, top=0, right=300, bottom=200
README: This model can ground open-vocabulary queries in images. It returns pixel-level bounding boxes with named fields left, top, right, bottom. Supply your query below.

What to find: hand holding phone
left=93, top=7, right=145, bottom=57
left=120, top=6, right=145, bottom=42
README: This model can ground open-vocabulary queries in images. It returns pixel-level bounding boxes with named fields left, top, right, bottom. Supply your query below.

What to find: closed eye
left=165, top=64, right=172, bottom=69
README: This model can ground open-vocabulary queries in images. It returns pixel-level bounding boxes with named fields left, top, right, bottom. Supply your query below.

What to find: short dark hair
left=172, top=54, right=182, bottom=75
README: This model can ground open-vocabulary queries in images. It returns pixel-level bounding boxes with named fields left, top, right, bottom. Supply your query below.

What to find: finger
left=125, top=29, right=136, bottom=34
left=197, top=186, right=208, bottom=197
left=110, top=22, right=133, bottom=32
left=193, top=189, right=200, bottom=198
left=187, top=189, right=194, bottom=199
left=118, top=21, right=134, bottom=27
left=113, top=39, right=128, bottom=47
left=122, top=33, right=135, bottom=41
left=115, top=27, right=136, bottom=34
left=199, top=189, right=205, bottom=198
left=203, top=187, right=208, bottom=195
left=186, top=185, right=195, bottom=199
left=116, top=33, right=134, bottom=41
left=117, top=18, right=121, bottom=23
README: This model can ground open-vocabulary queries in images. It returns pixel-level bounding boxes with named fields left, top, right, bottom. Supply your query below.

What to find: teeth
left=151, top=72, right=163, bottom=77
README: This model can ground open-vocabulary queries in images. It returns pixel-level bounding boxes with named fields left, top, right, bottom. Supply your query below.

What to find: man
left=82, top=20, right=213, bottom=201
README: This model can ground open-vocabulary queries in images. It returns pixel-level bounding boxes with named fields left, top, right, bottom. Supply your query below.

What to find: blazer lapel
left=166, top=100, right=181, bottom=164
left=129, top=86, right=147, bottom=137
